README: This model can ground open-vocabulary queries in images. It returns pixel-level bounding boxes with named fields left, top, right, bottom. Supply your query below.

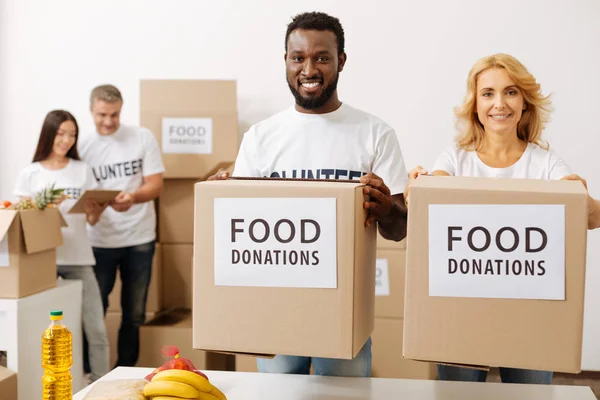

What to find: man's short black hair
left=285, top=12, right=345, bottom=54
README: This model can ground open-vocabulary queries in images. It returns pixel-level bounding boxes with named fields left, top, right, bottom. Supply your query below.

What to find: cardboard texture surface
left=68, top=190, right=120, bottom=214
left=108, top=244, right=162, bottom=312
left=372, top=318, right=437, bottom=380
left=377, top=231, right=406, bottom=250
left=375, top=249, right=406, bottom=319
left=0, top=366, right=17, bottom=400
left=403, top=176, right=588, bottom=373
left=138, top=310, right=232, bottom=371
left=0, top=208, right=64, bottom=298
left=193, top=179, right=376, bottom=359
left=161, top=244, right=193, bottom=309
left=140, top=80, right=239, bottom=179
left=159, top=180, right=196, bottom=244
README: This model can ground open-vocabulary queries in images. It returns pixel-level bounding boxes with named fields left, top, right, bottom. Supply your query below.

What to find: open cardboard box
left=402, top=175, right=588, bottom=373
left=192, top=177, right=377, bottom=360
left=0, top=208, right=67, bottom=298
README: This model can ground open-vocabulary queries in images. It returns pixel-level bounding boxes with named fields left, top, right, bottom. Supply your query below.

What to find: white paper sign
left=428, top=204, right=565, bottom=300
left=214, top=198, right=337, bottom=288
left=375, top=258, right=390, bottom=296
left=162, top=117, right=213, bottom=154
left=0, top=236, right=9, bottom=267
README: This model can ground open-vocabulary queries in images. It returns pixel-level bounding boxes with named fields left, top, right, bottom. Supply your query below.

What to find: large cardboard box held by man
left=193, top=178, right=376, bottom=359
left=403, top=176, right=588, bottom=373
left=0, top=208, right=66, bottom=298
left=140, top=80, right=239, bottom=179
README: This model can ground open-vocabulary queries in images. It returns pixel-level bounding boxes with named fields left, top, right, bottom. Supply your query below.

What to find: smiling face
left=91, top=99, right=122, bottom=135
left=51, top=120, right=77, bottom=158
left=285, top=29, right=346, bottom=113
left=476, top=67, right=526, bottom=136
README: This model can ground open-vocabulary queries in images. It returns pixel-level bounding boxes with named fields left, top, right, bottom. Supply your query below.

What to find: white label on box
left=162, top=117, right=213, bottom=154
left=428, top=204, right=565, bottom=300
left=0, top=236, right=8, bottom=267
left=214, top=198, right=337, bottom=288
left=375, top=258, right=390, bottom=296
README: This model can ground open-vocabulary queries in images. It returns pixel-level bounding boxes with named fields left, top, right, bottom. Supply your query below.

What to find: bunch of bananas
left=143, top=369, right=227, bottom=400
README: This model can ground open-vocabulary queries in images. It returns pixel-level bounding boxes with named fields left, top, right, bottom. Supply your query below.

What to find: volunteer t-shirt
left=13, top=159, right=97, bottom=266
left=233, top=103, right=408, bottom=194
left=78, top=124, right=165, bottom=248
left=432, top=142, right=572, bottom=179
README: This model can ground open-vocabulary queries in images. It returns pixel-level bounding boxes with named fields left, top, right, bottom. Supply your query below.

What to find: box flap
left=223, top=176, right=364, bottom=190
left=414, top=175, right=588, bottom=195
left=0, top=366, right=17, bottom=379
left=0, top=211, right=18, bottom=242
left=19, top=208, right=64, bottom=254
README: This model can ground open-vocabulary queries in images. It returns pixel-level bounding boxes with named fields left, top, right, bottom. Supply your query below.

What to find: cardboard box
left=375, top=249, right=405, bottom=319
left=372, top=318, right=437, bottom=379
left=105, top=311, right=156, bottom=367
left=138, top=310, right=232, bottom=371
left=159, top=180, right=196, bottom=244
left=377, top=231, right=406, bottom=250
left=161, top=244, right=193, bottom=309
left=108, top=243, right=162, bottom=312
left=235, top=355, right=259, bottom=373
left=403, top=176, right=588, bottom=373
left=0, top=208, right=65, bottom=298
left=193, top=178, right=376, bottom=359
left=0, top=366, right=17, bottom=400
left=140, top=80, right=239, bottom=179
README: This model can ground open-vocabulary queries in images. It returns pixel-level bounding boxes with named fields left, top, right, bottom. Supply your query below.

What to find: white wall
left=1, top=0, right=599, bottom=369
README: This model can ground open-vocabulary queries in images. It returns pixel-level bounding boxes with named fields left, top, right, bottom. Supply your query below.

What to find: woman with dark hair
left=13, top=110, right=110, bottom=383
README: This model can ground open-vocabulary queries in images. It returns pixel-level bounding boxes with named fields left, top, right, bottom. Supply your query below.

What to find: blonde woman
left=404, top=53, right=599, bottom=384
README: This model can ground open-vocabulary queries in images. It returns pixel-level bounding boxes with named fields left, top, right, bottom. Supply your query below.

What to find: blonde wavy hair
left=455, top=53, right=552, bottom=150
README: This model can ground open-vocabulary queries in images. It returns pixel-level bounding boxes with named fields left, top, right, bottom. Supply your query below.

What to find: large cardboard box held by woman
left=403, top=176, right=588, bottom=373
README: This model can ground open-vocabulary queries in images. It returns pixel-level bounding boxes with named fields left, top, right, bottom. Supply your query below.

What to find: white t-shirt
left=233, top=103, right=408, bottom=195
left=13, top=160, right=97, bottom=266
left=78, top=124, right=165, bottom=248
left=432, top=142, right=572, bottom=180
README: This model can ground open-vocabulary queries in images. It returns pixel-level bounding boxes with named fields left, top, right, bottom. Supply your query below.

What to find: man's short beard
left=287, top=72, right=339, bottom=110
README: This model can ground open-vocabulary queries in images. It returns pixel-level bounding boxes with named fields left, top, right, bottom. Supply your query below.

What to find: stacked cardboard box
left=371, top=232, right=437, bottom=379
left=108, top=79, right=239, bottom=370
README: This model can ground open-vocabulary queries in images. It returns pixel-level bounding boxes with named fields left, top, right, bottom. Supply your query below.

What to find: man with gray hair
left=78, top=84, right=165, bottom=367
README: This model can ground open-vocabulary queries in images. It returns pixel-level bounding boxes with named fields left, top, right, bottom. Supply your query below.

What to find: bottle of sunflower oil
left=42, top=310, right=72, bottom=400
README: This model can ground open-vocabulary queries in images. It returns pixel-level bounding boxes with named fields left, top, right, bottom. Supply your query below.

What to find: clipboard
left=67, top=190, right=121, bottom=214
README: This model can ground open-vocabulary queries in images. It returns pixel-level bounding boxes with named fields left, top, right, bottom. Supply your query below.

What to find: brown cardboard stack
left=0, top=367, right=17, bottom=400
left=403, top=176, right=588, bottom=373
left=0, top=208, right=65, bottom=298
left=108, top=79, right=239, bottom=370
left=371, top=232, right=437, bottom=379
left=194, top=179, right=376, bottom=360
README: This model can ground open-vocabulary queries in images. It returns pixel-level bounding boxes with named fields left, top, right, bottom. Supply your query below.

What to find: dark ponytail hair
left=32, top=110, right=80, bottom=162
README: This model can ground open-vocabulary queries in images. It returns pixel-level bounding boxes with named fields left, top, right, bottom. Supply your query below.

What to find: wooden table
left=74, top=366, right=596, bottom=399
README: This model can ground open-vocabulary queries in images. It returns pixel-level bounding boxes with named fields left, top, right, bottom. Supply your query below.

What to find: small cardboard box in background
left=0, top=366, right=17, bottom=400
left=0, top=208, right=65, bottom=298
left=159, top=180, right=196, bottom=244
left=193, top=178, right=376, bottom=359
left=161, top=244, right=193, bottom=309
left=140, top=80, right=239, bottom=179
left=403, top=176, right=588, bottom=373
left=108, top=244, right=162, bottom=312
left=138, top=310, right=232, bottom=371
left=372, top=318, right=437, bottom=380
left=377, top=231, right=406, bottom=250
left=375, top=249, right=406, bottom=319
